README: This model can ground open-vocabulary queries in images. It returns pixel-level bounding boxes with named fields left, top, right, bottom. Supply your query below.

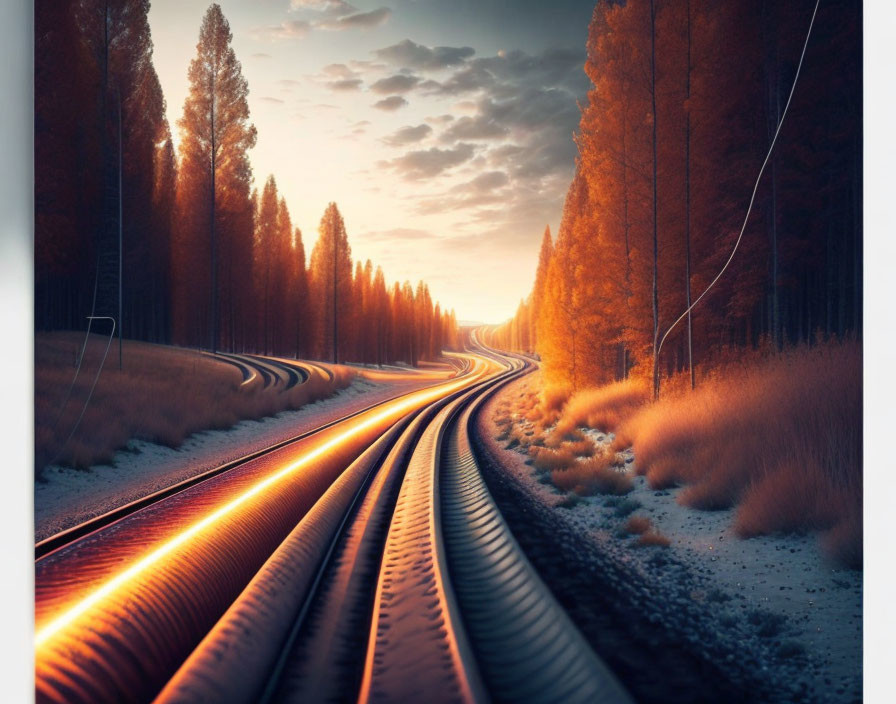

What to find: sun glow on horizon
left=146, top=1, right=592, bottom=323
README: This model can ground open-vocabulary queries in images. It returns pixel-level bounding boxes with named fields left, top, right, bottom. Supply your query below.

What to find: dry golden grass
left=553, top=378, right=650, bottom=437
left=550, top=454, right=633, bottom=496
left=538, top=384, right=572, bottom=426
left=616, top=340, right=861, bottom=568
left=35, top=332, right=353, bottom=476
left=531, top=445, right=579, bottom=472
left=624, top=515, right=651, bottom=535
left=636, top=531, right=671, bottom=548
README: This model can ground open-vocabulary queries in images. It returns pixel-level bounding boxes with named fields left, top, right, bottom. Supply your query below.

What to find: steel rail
left=439, top=356, right=633, bottom=704
left=154, top=374, right=489, bottom=703
left=357, top=350, right=523, bottom=703
left=35, top=365, right=468, bottom=561
left=263, top=369, right=510, bottom=704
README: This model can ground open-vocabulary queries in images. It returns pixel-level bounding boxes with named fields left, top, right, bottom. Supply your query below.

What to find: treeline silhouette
left=35, top=2, right=458, bottom=365
left=490, top=0, right=860, bottom=392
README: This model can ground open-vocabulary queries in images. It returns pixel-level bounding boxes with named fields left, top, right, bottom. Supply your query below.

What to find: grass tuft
left=553, top=379, right=649, bottom=437
left=624, top=515, right=651, bottom=535
left=636, top=531, right=671, bottom=548
left=616, top=341, right=861, bottom=567
left=550, top=455, right=633, bottom=496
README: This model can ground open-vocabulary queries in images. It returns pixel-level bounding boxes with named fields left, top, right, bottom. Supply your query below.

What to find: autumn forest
left=489, top=0, right=861, bottom=394
left=35, top=2, right=457, bottom=366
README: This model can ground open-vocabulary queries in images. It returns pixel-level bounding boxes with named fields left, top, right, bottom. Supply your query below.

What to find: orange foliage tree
left=493, top=0, right=860, bottom=395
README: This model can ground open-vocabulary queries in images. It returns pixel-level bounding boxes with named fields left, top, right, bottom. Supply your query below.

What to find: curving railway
left=33, top=331, right=631, bottom=704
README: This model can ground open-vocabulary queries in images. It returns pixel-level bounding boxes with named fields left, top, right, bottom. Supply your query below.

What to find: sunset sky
left=148, top=0, right=594, bottom=322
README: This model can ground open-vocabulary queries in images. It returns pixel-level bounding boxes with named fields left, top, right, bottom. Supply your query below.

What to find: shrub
left=747, top=609, right=787, bottom=638
left=539, top=384, right=572, bottom=425
left=636, top=532, right=671, bottom=548
left=614, top=497, right=642, bottom=517
left=553, top=378, right=649, bottom=437
left=550, top=455, right=633, bottom=496
left=624, top=515, right=651, bottom=535
left=556, top=493, right=582, bottom=509
left=616, top=340, right=862, bottom=567
left=531, top=445, right=579, bottom=472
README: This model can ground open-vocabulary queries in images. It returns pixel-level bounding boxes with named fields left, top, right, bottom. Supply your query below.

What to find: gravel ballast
left=472, top=373, right=861, bottom=704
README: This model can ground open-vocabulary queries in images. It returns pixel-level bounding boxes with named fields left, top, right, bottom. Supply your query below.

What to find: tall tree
left=290, top=226, right=309, bottom=359
left=253, top=176, right=279, bottom=354
left=174, top=3, right=256, bottom=353
left=530, top=225, right=554, bottom=352
left=308, top=203, right=353, bottom=363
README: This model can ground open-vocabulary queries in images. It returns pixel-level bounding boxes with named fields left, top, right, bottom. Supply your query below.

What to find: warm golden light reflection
left=34, top=353, right=496, bottom=653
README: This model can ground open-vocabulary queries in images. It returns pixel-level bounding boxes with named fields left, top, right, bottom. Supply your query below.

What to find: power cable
left=653, top=0, right=821, bottom=393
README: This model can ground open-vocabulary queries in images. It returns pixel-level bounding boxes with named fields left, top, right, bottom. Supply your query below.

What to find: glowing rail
left=34, top=356, right=489, bottom=652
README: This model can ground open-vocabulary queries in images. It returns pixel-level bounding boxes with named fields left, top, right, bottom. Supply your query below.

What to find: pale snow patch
left=35, top=376, right=429, bottom=541
left=480, top=374, right=861, bottom=703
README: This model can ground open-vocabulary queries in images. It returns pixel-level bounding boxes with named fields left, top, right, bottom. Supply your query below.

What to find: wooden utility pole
left=209, top=68, right=218, bottom=355
left=333, top=232, right=338, bottom=364
left=685, top=0, right=694, bottom=389
left=650, top=0, right=660, bottom=399
left=118, top=89, right=123, bottom=371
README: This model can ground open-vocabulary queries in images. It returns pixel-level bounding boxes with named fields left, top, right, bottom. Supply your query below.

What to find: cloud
left=440, top=115, right=508, bottom=142
left=290, top=0, right=358, bottom=15
left=326, top=78, right=363, bottom=92
left=426, top=114, right=455, bottom=125
left=349, top=59, right=388, bottom=72
left=423, top=65, right=495, bottom=96
left=259, top=96, right=285, bottom=104
left=318, top=7, right=392, bottom=30
left=418, top=47, right=587, bottom=99
left=322, top=63, right=361, bottom=79
left=412, top=171, right=511, bottom=216
left=383, top=143, right=475, bottom=179
left=252, top=53, right=272, bottom=59
left=382, top=123, right=433, bottom=147
left=361, top=228, right=438, bottom=242
left=479, top=86, right=580, bottom=132
left=473, top=48, right=586, bottom=92
left=372, top=95, right=408, bottom=111
left=251, top=20, right=311, bottom=41
left=370, top=74, right=421, bottom=95
left=463, top=171, right=510, bottom=191
left=374, top=39, right=475, bottom=71
left=290, top=1, right=391, bottom=33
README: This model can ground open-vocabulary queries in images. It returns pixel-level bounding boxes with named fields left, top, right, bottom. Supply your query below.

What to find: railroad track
left=34, top=337, right=631, bottom=704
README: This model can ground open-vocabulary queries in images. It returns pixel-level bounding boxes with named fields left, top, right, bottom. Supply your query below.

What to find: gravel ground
left=473, top=373, right=862, bottom=704
left=35, top=375, right=433, bottom=541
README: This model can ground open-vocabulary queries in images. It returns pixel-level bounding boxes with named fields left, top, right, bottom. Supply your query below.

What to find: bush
left=747, top=609, right=787, bottom=638
left=550, top=455, right=634, bottom=496
left=616, top=341, right=862, bottom=568
left=636, top=532, right=671, bottom=548
left=553, top=378, right=649, bottom=437
left=624, top=515, right=651, bottom=534
left=613, top=497, right=642, bottom=517
left=531, top=445, right=579, bottom=472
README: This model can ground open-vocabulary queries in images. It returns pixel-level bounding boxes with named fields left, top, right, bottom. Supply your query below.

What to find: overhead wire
left=653, top=0, right=821, bottom=392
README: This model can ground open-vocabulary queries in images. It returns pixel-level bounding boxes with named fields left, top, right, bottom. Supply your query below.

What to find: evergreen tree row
left=35, top=2, right=458, bottom=366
